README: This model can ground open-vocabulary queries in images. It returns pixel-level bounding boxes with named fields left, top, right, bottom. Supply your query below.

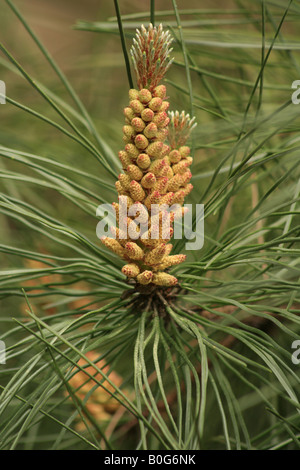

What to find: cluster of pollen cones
left=100, top=24, right=197, bottom=287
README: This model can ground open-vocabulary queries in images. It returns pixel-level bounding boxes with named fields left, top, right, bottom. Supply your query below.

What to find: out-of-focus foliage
left=0, top=0, right=299, bottom=450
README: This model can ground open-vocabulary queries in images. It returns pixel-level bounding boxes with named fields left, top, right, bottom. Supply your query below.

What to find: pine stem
left=150, top=0, right=155, bottom=25
left=114, top=0, right=134, bottom=89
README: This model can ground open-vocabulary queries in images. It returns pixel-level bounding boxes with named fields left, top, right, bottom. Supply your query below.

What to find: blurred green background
left=0, top=0, right=300, bottom=450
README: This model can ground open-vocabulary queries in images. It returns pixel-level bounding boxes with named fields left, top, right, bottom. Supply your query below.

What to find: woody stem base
left=121, top=280, right=182, bottom=321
